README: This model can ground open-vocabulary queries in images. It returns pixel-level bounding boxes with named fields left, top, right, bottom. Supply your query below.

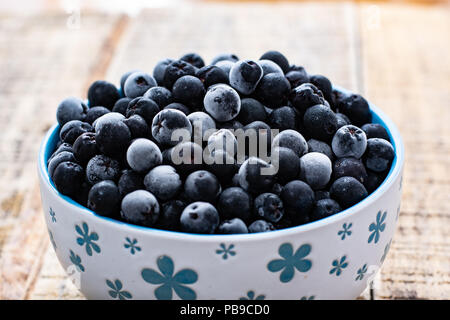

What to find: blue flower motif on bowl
left=267, top=243, right=312, bottom=283
left=75, top=222, right=101, bottom=256
left=239, top=290, right=265, bottom=300
left=329, top=256, right=348, bottom=276
left=106, top=279, right=133, bottom=300
left=368, top=211, right=387, bottom=244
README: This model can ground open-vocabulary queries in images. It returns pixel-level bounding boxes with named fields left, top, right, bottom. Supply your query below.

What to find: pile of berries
left=48, top=51, right=395, bottom=234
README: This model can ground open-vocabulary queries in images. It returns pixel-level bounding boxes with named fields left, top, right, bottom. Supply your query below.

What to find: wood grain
left=0, top=1, right=448, bottom=300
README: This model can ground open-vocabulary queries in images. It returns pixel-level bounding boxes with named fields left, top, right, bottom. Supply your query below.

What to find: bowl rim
left=38, top=85, right=404, bottom=242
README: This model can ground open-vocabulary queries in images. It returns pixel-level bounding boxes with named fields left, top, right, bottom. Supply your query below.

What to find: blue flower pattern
left=69, top=250, right=85, bottom=272
left=75, top=222, right=101, bottom=256
left=267, top=243, right=312, bottom=283
left=240, top=290, right=265, bottom=300
left=338, top=223, right=352, bottom=240
left=49, top=207, right=56, bottom=223
left=329, top=256, right=348, bottom=276
left=300, top=295, right=315, bottom=300
left=106, top=279, right=132, bottom=300
left=124, top=237, right=141, bottom=255
left=368, top=211, right=387, bottom=244
left=142, top=255, right=198, bottom=300
left=48, top=230, right=57, bottom=250
left=355, top=264, right=368, bottom=281
left=216, top=243, right=236, bottom=260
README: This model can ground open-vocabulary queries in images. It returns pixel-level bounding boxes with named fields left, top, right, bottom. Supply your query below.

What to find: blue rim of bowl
left=38, top=86, right=404, bottom=241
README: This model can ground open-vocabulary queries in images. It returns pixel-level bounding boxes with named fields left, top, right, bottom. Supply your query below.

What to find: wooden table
left=0, top=1, right=448, bottom=300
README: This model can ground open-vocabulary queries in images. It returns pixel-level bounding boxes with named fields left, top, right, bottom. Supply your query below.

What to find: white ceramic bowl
left=38, top=88, right=404, bottom=300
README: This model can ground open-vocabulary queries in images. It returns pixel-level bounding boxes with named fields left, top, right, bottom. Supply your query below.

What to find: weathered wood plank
left=358, top=3, right=450, bottom=299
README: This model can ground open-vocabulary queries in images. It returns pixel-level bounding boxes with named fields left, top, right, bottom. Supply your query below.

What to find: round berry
left=86, top=154, right=121, bottom=185
left=332, top=125, right=367, bottom=159
left=217, top=218, right=248, bottom=234
left=254, top=193, right=284, bottom=223
left=180, top=202, right=219, bottom=234
left=172, top=75, right=205, bottom=108
left=87, top=180, right=120, bottom=217
left=144, top=165, right=182, bottom=201
left=180, top=52, right=205, bottom=68
left=217, top=187, right=252, bottom=221
left=259, top=50, right=290, bottom=74
left=60, top=120, right=93, bottom=144
left=229, top=60, right=263, bottom=95
left=151, top=109, right=192, bottom=147
left=184, top=170, right=221, bottom=203
left=303, top=104, right=338, bottom=141
left=53, top=161, right=85, bottom=198
left=73, top=132, right=98, bottom=166
left=330, top=176, right=368, bottom=209
left=237, top=98, right=267, bottom=125
left=96, top=120, right=131, bottom=157
left=248, top=220, right=275, bottom=233
left=364, top=138, right=395, bottom=172
left=238, top=157, right=275, bottom=194
left=143, top=86, right=173, bottom=108
left=281, top=180, right=315, bottom=224
left=56, top=97, right=88, bottom=126
left=124, top=71, right=157, bottom=99
left=204, top=84, right=241, bottom=122
left=254, top=73, right=291, bottom=108
left=332, top=157, right=368, bottom=185
left=120, top=190, right=160, bottom=227
left=87, top=80, right=120, bottom=109
left=310, top=198, right=341, bottom=222
left=126, top=138, right=162, bottom=173
left=272, top=129, right=308, bottom=157
left=196, top=65, right=229, bottom=88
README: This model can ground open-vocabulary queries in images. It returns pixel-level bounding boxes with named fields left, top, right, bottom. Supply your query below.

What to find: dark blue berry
left=144, top=165, right=182, bottom=201
left=364, top=170, right=387, bottom=193
left=126, top=97, right=160, bottom=125
left=281, top=180, right=315, bottom=224
left=180, top=202, right=219, bottom=234
left=56, top=97, right=88, bottom=126
left=126, top=138, right=162, bottom=173
left=48, top=151, right=76, bottom=178
left=237, top=98, right=267, bottom=125
left=112, top=97, right=132, bottom=116
left=52, top=161, right=85, bottom=198
left=60, top=120, right=93, bottom=144
left=361, top=123, right=390, bottom=141
left=332, top=125, right=367, bottom=159
left=258, top=59, right=284, bottom=76
left=217, top=218, right=248, bottom=234
left=238, top=157, right=275, bottom=194
left=180, top=52, right=205, bottom=68
left=299, top=152, right=332, bottom=190
left=96, top=120, right=131, bottom=157
left=272, top=129, right=308, bottom=157
left=120, top=190, right=160, bottom=227
left=307, top=139, right=334, bottom=161
left=229, top=60, right=263, bottom=95
left=217, top=187, right=252, bottom=221
left=330, top=176, right=368, bottom=209
left=248, top=220, right=275, bottom=233
left=151, top=109, right=192, bottom=147
left=310, top=198, right=341, bottom=221
left=271, top=147, right=300, bottom=184
left=157, top=200, right=186, bottom=231
left=335, top=112, right=351, bottom=129
left=143, top=86, right=173, bottom=108
left=87, top=180, right=120, bottom=217
left=309, top=74, right=333, bottom=107
left=85, top=106, right=110, bottom=124
left=268, top=106, right=296, bottom=131
left=124, top=72, right=157, bottom=99
left=196, top=65, right=229, bottom=88
left=122, top=114, right=150, bottom=138
left=259, top=50, right=290, bottom=74
left=338, top=94, right=371, bottom=127
left=163, top=102, right=190, bottom=115
left=332, top=157, right=368, bottom=185
left=285, top=69, right=309, bottom=88
left=119, top=69, right=140, bottom=94
left=254, top=193, right=284, bottom=223
left=153, top=58, right=174, bottom=86
left=118, top=169, right=144, bottom=197
left=163, top=59, right=196, bottom=90
left=364, top=138, right=395, bottom=172
left=172, top=75, right=205, bottom=109
left=204, top=150, right=238, bottom=183
left=184, top=170, right=221, bottom=203
left=290, top=83, right=326, bottom=117
left=254, top=73, right=291, bottom=108
left=211, top=53, right=239, bottom=65
left=73, top=132, right=98, bottom=166
left=87, top=80, right=120, bottom=109
left=303, top=104, right=338, bottom=141
left=86, top=154, right=121, bottom=185
left=204, top=84, right=241, bottom=122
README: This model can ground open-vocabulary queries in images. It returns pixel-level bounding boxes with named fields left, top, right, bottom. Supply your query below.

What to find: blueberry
left=73, top=132, right=98, bottom=166
left=314, top=190, right=330, bottom=201
left=214, top=60, right=235, bottom=76
left=144, top=165, right=182, bottom=201
left=207, top=129, right=237, bottom=157
left=254, top=73, right=291, bottom=108
left=364, top=138, right=395, bottom=172
left=238, top=157, right=275, bottom=194
left=241, top=121, right=272, bottom=157
left=268, top=106, right=296, bottom=131
left=211, top=53, right=239, bottom=65
left=258, top=59, right=284, bottom=75
left=172, top=75, right=205, bottom=109
left=248, top=220, right=275, bottom=233
left=217, top=119, right=244, bottom=131
left=163, top=102, right=190, bottom=115
left=180, top=52, right=205, bottom=68
left=335, top=112, right=351, bottom=129
left=163, top=59, right=196, bottom=90
left=126, top=138, right=162, bottom=173
left=187, top=111, right=216, bottom=143
left=52, top=161, right=85, bottom=197
left=122, top=114, right=150, bottom=138
left=87, top=180, right=120, bottom=217
left=153, top=58, right=174, bottom=86
left=303, top=104, right=338, bottom=141
left=309, top=74, right=333, bottom=107
left=184, top=170, right=221, bottom=203
left=56, top=97, right=88, bottom=126
left=285, top=69, right=309, bottom=88
left=93, top=112, right=125, bottom=132
left=307, top=139, right=334, bottom=161
left=217, top=187, right=252, bottom=221
left=290, top=83, right=326, bottom=117
left=120, top=190, right=160, bottom=227
left=143, top=86, right=173, bottom=108
left=272, top=129, right=308, bottom=157
left=157, top=199, right=186, bottom=231
left=120, top=69, right=140, bottom=94
left=196, top=65, right=229, bottom=88
left=151, top=109, right=192, bottom=147
left=118, top=169, right=144, bottom=197
left=217, top=218, right=248, bottom=234
left=123, top=71, right=157, bottom=99
left=48, top=143, right=73, bottom=164
left=237, top=98, right=267, bottom=125
left=229, top=60, right=263, bottom=95
left=361, top=123, right=390, bottom=141
left=85, top=106, right=110, bottom=124
left=74, top=181, right=91, bottom=207
left=96, top=120, right=131, bottom=157
left=364, top=170, right=387, bottom=193
left=259, top=50, right=290, bottom=74
left=204, top=149, right=238, bottom=183
left=126, top=96, right=160, bottom=124
left=254, top=193, right=284, bottom=223
left=338, top=94, right=371, bottom=127
left=280, top=180, right=315, bottom=224
left=271, top=147, right=300, bottom=184
left=87, top=80, right=120, bottom=109
left=331, top=125, right=367, bottom=159
left=299, top=152, right=332, bottom=190
left=310, top=198, right=341, bottom=222
left=168, top=141, right=204, bottom=177
left=330, top=176, right=368, bottom=209
left=86, top=154, right=121, bottom=185
left=203, top=84, right=241, bottom=122
left=60, top=120, right=93, bottom=144
left=332, top=157, right=368, bottom=185
left=271, top=182, right=283, bottom=196
left=48, top=151, right=76, bottom=178
left=180, top=202, right=219, bottom=234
